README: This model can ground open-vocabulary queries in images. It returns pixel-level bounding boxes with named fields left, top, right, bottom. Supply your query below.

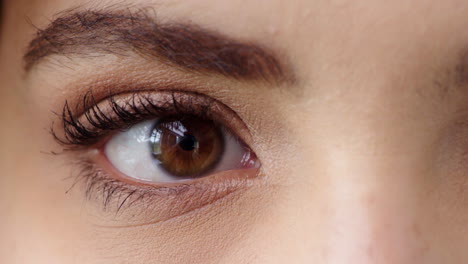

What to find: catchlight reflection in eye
left=105, top=118, right=259, bottom=183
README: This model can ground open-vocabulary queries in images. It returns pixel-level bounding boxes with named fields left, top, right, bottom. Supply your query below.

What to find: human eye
left=54, top=90, right=261, bottom=223
left=106, top=116, right=258, bottom=182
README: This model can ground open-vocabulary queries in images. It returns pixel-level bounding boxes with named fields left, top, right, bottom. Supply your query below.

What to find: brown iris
left=150, top=117, right=224, bottom=177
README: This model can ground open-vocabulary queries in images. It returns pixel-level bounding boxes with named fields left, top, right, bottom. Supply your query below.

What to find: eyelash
left=54, top=91, right=220, bottom=147
left=67, top=157, right=249, bottom=218
left=54, top=90, right=256, bottom=220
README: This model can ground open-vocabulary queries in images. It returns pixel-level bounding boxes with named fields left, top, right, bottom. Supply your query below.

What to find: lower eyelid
left=71, top=154, right=260, bottom=225
left=94, top=185, right=246, bottom=228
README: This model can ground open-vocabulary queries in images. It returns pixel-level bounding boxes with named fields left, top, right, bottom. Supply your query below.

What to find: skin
left=1, top=0, right=468, bottom=263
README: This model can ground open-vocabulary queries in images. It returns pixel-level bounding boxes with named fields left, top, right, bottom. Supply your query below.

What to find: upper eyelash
left=52, top=90, right=215, bottom=147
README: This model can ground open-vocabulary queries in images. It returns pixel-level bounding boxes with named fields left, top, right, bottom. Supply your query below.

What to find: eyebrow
left=456, top=49, right=468, bottom=87
left=23, top=10, right=293, bottom=84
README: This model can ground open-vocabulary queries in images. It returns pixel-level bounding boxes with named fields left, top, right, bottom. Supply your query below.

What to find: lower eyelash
left=66, top=158, right=145, bottom=213
left=65, top=155, right=257, bottom=223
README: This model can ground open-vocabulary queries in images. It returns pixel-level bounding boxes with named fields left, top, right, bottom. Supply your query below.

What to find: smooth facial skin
left=1, top=0, right=468, bottom=263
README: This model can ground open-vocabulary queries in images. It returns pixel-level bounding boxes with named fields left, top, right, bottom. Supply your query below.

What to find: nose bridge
left=287, top=108, right=434, bottom=263
left=276, top=74, right=439, bottom=263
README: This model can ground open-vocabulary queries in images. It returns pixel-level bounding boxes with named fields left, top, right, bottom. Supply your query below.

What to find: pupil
left=150, top=117, right=224, bottom=177
left=178, top=134, right=197, bottom=151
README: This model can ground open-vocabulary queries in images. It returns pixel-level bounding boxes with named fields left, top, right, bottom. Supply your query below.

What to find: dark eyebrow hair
left=456, top=49, right=468, bottom=87
left=23, top=9, right=294, bottom=84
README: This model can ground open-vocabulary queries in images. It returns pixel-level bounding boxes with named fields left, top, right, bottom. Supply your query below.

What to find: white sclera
left=104, top=119, right=251, bottom=183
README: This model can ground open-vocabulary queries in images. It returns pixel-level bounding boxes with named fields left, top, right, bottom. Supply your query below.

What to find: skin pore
left=1, top=0, right=468, bottom=263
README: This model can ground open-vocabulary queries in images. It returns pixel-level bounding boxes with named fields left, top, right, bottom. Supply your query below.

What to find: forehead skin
left=1, top=0, right=468, bottom=264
